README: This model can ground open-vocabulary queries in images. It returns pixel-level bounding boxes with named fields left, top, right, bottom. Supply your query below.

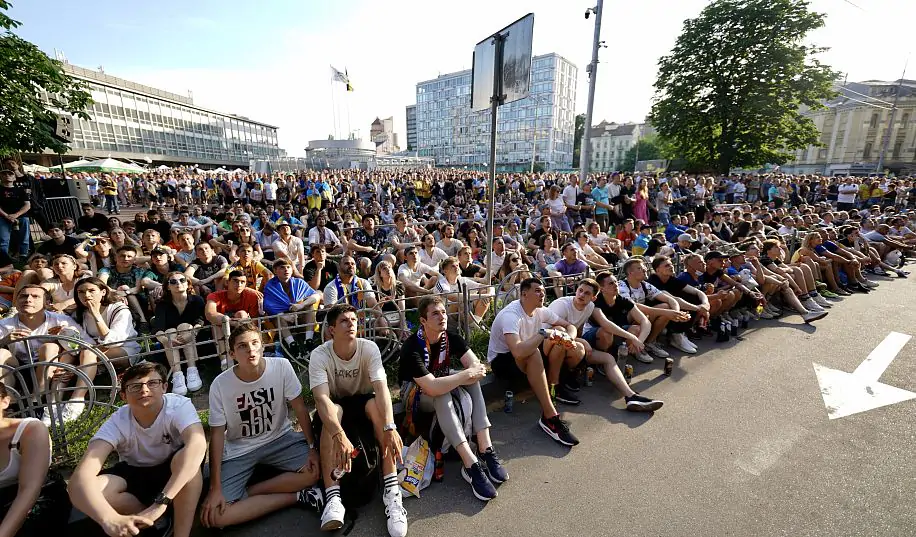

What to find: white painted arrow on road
left=813, top=331, right=916, bottom=420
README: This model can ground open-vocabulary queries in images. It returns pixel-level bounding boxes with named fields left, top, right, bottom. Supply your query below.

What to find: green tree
left=649, top=0, right=838, bottom=174
left=619, top=134, right=667, bottom=173
left=0, top=1, right=92, bottom=157
left=572, top=113, right=585, bottom=168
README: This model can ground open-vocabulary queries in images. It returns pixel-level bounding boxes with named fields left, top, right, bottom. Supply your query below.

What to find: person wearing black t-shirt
left=36, top=223, right=81, bottom=258
left=137, top=210, right=173, bottom=239
left=584, top=272, right=652, bottom=360
left=78, top=204, right=111, bottom=234
left=0, top=169, right=31, bottom=256
left=398, top=296, right=506, bottom=501
left=302, top=244, right=338, bottom=293
left=648, top=256, right=710, bottom=353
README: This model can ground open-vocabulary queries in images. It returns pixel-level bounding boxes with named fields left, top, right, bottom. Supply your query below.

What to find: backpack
left=338, top=426, right=381, bottom=509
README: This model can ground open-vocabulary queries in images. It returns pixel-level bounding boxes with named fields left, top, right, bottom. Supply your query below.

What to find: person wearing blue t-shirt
left=591, top=176, right=613, bottom=232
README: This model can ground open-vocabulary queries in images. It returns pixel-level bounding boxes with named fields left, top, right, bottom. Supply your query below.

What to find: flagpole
left=330, top=74, right=338, bottom=139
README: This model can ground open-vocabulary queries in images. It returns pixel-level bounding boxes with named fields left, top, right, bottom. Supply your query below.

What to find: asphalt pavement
left=192, top=274, right=916, bottom=537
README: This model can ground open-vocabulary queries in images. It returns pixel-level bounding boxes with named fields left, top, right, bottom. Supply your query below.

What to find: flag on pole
left=330, top=65, right=354, bottom=92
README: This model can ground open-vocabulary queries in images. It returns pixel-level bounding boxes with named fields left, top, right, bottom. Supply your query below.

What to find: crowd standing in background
left=0, top=160, right=912, bottom=536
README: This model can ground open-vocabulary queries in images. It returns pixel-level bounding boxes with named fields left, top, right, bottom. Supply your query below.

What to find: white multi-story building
left=370, top=116, right=399, bottom=155
left=588, top=121, right=653, bottom=173
left=414, top=53, right=577, bottom=170
left=784, top=79, right=916, bottom=176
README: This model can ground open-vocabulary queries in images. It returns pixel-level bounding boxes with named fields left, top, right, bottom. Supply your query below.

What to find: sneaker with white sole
left=383, top=487, right=408, bottom=537
left=645, top=342, right=670, bottom=358
left=61, top=400, right=84, bottom=423
left=625, top=393, right=664, bottom=412
left=320, top=495, right=345, bottom=531
left=185, top=367, right=203, bottom=392
left=802, top=310, right=828, bottom=323
left=171, top=371, right=188, bottom=395
left=812, top=294, right=832, bottom=308
left=802, top=298, right=824, bottom=312
left=461, top=462, right=497, bottom=501
left=670, top=333, right=697, bottom=354
left=860, top=279, right=879, bottom=288
left=634, top=350, right=654, bottom=363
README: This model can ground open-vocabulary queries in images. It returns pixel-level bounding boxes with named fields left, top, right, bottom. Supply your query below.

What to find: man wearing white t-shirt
left=201, top=325, right=321, bottom=529
left=309, top=304, right=407, bottom=536
left=836, top=177, right=859, bottom=211
left=69, top=362, right=207, bottom=537
left=548, top=279, right=663, bottom=412
left=562, top=177, right=581, bottom=230
left=487, top=278, right=580, bottom=447
left=272, top=221, right=307, bottom=277
left=618, top=258, right=690, bottom=362
left=397, top=246, right=439, bottom=298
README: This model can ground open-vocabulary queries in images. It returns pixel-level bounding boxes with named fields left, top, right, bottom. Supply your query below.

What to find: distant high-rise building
left=415, top=53, right=577, bottom=170
left=370, top=116, right=399, bottom=155
left=406, top=104, right=417, bottom=152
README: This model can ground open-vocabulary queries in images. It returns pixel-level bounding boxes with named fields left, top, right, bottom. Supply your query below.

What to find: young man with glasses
left=69, top=362, right=206, bottom=537
left=201, top=325, right=321, bottom=530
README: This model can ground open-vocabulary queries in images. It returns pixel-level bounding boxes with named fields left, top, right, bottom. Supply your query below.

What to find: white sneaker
left=645, top=342, right=670, bottom=358
left=62, top=400, right=84, bottom=423
left=185, top=367, right=203, bottom=392
left=383, top=488, right=408, bottom=537
left=635, top=350, right=654, bottom=363
left=802, top=310, right=828, bottom=323
left=171, top=371, right=188, bottom=396
left=670, top=333, right=697, bottom=354
left=802, top=298, right=824, bottom=312
left=320, top=495, right=345, bottom=531
left=812, top=294, right=832, bottom=308
left=860, top=279, right=879, bottom=288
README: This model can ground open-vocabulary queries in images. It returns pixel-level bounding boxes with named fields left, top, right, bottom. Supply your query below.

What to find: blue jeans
left=0, top=216, right=29, bottom=255
left=658, top=211, right=671, bottom=226
left=105, top=194, right=119, bottom=214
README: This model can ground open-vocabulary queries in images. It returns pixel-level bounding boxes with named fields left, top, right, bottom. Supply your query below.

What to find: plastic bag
left=398, top=436, right=433, bottom=498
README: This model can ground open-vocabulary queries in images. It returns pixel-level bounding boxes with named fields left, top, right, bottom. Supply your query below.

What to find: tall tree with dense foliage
left=572, top=113, right=586, bottom=168
left=650, top=0, right=839, bottom=174
left=0, top=1, right=91, bottom=157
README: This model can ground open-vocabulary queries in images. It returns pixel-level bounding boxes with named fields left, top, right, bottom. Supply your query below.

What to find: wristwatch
left=153, top=492, right=172, bottom=506
left=383, top=423, right=397, bottom=432
left=308, top=442, right=316, bottom=450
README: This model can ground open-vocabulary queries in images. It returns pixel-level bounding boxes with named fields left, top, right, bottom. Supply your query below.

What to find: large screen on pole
left=470, top=13, right=534, bottom=112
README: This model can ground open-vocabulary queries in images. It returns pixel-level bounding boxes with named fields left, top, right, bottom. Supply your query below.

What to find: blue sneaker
left=479, top=447, right=508, bottom=484
left=461, top=462, right=497, bottom=501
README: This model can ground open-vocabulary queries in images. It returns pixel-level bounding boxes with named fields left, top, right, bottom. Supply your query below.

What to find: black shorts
left=101, top=454, right=174, bottom=506
left=312, top=393, right=377, bottom=448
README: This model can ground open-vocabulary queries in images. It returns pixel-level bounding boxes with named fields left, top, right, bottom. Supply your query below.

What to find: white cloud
left=111, top=0, right=914, bottom=157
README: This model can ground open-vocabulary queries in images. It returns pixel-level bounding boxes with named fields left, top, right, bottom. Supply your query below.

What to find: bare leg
left=516, top=351, right=559, bottom=419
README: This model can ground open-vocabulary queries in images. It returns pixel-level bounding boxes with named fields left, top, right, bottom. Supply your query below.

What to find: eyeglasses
left=168, top=277, right=186, bottom=285
left=124, top=378, right=165, bottom=394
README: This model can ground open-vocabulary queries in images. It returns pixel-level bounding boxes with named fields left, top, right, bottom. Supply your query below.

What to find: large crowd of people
left=0, top=162, right=912, bottom=537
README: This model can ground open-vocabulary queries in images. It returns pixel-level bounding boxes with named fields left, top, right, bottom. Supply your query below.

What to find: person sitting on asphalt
left=308, top=304, right=408, bottom=537
left=837, top=225, right=908, bottom=278
left=69, top=362, right=206, bottom=537
left=756, top=241, right=829, bottom=323
left=549, top=278, right=663, bottom=412
left=617, top=258, right=691, bottom=362
left=397, top=245, right=439, bottom=298
left=647, top=256, right=710, bottom=354
left=398, top=296, right=508, bottom=502
left=487, top=278, right=580, bottom=447
left=201, top=324, right=321, bottom=530
left=698, top=250, right=766, bottom=326
left=264, top=258, right=321, bottom=357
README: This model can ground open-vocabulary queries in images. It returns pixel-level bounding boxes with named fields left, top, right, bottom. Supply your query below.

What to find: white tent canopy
left=212, top=167, right=229, bottom=174
left=231, top=168, right=246, bottom=174
left=156, top=164, right=171, bottom=171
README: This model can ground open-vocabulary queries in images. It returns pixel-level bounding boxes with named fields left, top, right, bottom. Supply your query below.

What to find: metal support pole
left=530, top=96, right=541, bottom=174
left=58, top=153, right=66, bottom=180
left=486, top=35, right=506, bottom=264
left=578, top=0, right=603, bottom=185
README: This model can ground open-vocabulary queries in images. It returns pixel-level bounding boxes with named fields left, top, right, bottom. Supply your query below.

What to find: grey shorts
left=219, top=429, right=310, bottom=502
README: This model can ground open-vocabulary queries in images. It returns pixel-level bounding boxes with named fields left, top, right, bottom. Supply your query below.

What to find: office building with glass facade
left=41, top=64, right=282, bottom=167
left=405, top=105, right=417, bottom=151
left=414, top=53, right=577, bottom=170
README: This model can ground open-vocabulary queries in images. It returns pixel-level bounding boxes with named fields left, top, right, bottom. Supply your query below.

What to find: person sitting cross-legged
left=398, top=296, right=508, bottom=502
left=200, top=324, right=321, bottom=529
left=68, top=362, right=206, bottom=537
left=487, top=278, right=580, bottom=447
left=308, top=304, right=408, bottom=536
left=263, top=258, right=321, bottom=356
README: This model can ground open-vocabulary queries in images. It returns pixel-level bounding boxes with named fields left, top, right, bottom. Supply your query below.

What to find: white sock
left=285, top=335, right=295, bottom=344
left=383, top=472, right=398, bottom=494
left=305, top=332, right=314, bottom=340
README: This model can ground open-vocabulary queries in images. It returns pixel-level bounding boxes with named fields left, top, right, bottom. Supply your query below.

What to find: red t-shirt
left=206, top=288, right=260, bottom=318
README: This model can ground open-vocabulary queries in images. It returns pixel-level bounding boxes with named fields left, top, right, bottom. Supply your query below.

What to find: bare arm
left=0, top=422, right=50, bottom=537
left=505, top=332, right=545, bottom=359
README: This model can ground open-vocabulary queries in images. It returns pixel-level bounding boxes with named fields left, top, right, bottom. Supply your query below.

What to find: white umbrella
left=24, top=164, right=50, bottom=173
left=213, top=167, right=229, bottom=174
left=156, top=164, right=171, bottom=171
left=68, top=157, right=146, bottom=174
left=231, top=168, right=246, bottom=174
left=48, top=158, right=95, bottom=171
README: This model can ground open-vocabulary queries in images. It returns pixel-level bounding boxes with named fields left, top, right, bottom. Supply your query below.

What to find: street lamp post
left=579, top=0, right=604, bottom=185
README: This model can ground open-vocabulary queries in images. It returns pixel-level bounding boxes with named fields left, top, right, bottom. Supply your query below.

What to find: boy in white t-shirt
left=308, top=304, right=407, bottom=537
left=68, top=362, right=207, bottom=537
left=201, top=325, right=321, bottom=529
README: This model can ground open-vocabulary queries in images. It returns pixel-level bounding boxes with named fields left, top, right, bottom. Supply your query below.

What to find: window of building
left=901, top=113, right=909, bottom=129
left=893, top=141, right=902, bottom=159
left=870, top=113, right=879, bottom=129
left=863, top=142, right=873, bottom=159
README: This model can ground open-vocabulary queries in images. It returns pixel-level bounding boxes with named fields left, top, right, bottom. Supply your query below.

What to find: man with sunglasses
left=69, top=362, right=206, bottom=537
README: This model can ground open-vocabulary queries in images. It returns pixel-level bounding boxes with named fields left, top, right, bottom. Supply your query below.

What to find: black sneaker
left=538, top=415, right=580, bottom=446
left=625, top=393, right=664, bottom=412
left=562, top=374, right=581, bottom=392
left=479, top=447, right=508, bottom=484
left=297, top=485, right=325, bottom=515
left=461, top=462, right=497, bottom=501
left=554, top=385, right=581, bottom=405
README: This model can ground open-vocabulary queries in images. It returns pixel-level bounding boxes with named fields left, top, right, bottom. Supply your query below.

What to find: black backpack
left=338, top=426, right=381, bottom=509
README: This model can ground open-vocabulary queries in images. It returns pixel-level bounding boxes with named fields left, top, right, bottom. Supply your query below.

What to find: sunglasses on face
left=168, top=277, right=186, bottom=285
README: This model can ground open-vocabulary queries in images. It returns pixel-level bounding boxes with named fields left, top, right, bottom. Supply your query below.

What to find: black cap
left=150, top=247, right=167, bottom=255
left=704, top=251, right=727, bottom=261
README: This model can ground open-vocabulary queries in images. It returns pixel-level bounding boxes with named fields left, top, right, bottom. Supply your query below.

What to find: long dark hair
left=159, top=270, right=196, bottom=305
left=73, top=277, right=121, bottom=325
